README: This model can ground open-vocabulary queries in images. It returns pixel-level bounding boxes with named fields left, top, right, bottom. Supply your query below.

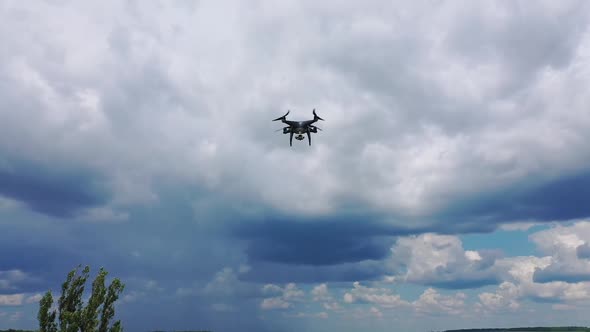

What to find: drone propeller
left=312, top=109, right=324, bottom=121
left=272, top=110, right=290, bottom=121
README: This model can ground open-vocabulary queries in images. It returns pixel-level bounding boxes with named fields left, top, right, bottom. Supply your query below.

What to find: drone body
left=273, top=109, right=324, bottom=146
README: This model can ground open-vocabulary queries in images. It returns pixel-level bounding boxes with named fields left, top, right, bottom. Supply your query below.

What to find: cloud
left=0, top=294, right=24, bottom=306
left=25, top=293, right=43, bottom=304
left=240, top=259, right=389, bottom=284
left=379, top=223, right=590, bottom=309
left=0, top=196, right=21, bottom=210
left=284, top=311, right=329, bottom=319
left=1, top=1, right=590, bottom=331
left=348, top=306, right=386, bottom=320
left=486, top=255, right=590, bottom=304
left=1, top=0, right=589, bottom=232
left=119, top=278, right=164, bottom=304
left=0, top=270, right=29, bottom=292
left=79, top=206, right=129, bottom=223
left=499, top=222, right=541, bottom=232
left=203, top=267, right=246, bottom=297
left=0, top=157, right=109, bottom=218
left=311, top=284, right=331, bottom=302
left=341, top=281, right=467, bottom=316
left=473, top=223, right=590, bottom=309
left=476, top=282, right=521, bottom=313
left=441, top=172, right=590, bottom=226
left=529, top=221, right=590, bottom=282
left=234, top=216, right=396, bottom=266
left=261, top=297, right=291, bottom=310
left=176, top=266, right=258, bottom=299
left=260, top=283, right=304, bottom=310
left=388, top=233, right=501, bottom=289
left=343, top=281, right=408, bottom=308
left=413, top=288, right=466, bottom=316
left=299, top=1, right=590, bottom=222
left=577, top=243, right=590, bottom=259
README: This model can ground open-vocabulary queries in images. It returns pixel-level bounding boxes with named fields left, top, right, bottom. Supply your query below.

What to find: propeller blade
left=313, top=109, right=324, bottom=121
left=272, top=110, right=290, bottom=121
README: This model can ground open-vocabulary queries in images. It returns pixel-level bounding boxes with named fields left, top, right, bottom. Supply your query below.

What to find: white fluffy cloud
left=261, top=297, right=291, bottom=310
left=388, top=233, right=499, bottom=288
left=343, top=281, right=408, bottom=308
left=478, top=255, right=590, bottom=310
left=476, top=282, right=521, bottom=313
left=413, top=288, right=466, bottom=315
left=476, top=222, right=590, bottom=310
left=260, top=283, right=304, bottom=310
left=383, top=222, right=590, bottom=313
left=311, top=283, right=331, bottom=302
left=0, top=294, right=24, bottom=306
left=341, top=281, right=467, bottom=317
left=529, top=221, right=590, bottom=282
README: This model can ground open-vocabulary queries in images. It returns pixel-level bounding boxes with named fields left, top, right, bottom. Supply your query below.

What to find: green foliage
left=38, top=291, right=57, bottom=332
left=37, top=265, right=125, bottom=332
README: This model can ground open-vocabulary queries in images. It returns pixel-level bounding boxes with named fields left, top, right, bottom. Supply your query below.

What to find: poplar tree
left=38, top=265, right=125, bottom=332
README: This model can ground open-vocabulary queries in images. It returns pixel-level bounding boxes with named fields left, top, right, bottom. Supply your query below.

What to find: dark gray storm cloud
left=234, top=215, right=396, bottom=266
left=577, top=243, right=590, bottom=259
left=0, top=156, right=108, bottom=217
left=438, top=170, right=590, bottom=225
left=240, top=260, right=387, bottom=284
left=532, top=267, right=590, bottom=284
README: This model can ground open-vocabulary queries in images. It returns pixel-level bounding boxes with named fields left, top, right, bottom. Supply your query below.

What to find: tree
left=38, top=265, right=125, bottom=332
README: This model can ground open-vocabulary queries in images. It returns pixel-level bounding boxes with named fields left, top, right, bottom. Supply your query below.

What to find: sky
left=1, top=1, right=590, bottom=331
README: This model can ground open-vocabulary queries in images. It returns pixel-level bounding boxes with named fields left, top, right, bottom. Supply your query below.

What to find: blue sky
left=2, top=1, right=590, bottom=331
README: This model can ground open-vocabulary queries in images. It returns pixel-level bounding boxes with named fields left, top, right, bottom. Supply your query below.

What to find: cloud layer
left=2, top=1, right=590, bottom=331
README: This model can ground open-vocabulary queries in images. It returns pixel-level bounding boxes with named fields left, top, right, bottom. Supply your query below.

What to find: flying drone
left=273, top=109, right=324, bottom=146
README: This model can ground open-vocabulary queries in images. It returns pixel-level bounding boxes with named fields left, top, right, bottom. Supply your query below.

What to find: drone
left=273, top=109, right=324, bottom=146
